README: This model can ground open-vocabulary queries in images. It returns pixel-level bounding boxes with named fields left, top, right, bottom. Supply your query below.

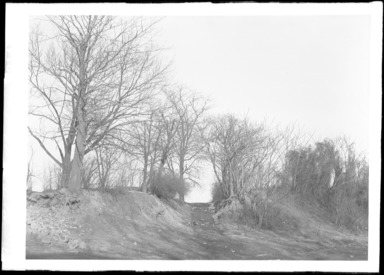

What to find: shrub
left=149, top=171, right=191, bottom=200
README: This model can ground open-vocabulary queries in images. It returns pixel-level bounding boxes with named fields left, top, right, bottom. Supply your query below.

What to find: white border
left=3, top=3, right=382, bottom=272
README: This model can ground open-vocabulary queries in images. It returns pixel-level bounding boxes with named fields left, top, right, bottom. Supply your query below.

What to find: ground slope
left=26, top=189, right=368, bottom=260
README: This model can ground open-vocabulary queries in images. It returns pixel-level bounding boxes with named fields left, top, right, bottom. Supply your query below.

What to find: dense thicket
left=281, top=138, right=368, bottom=229
left=210, top=135, right=368, bottom=230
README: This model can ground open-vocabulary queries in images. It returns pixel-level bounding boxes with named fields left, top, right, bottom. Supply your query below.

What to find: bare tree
left=94, top=144, right=122, bottom=189
left=165, top=87, right=209, bottom=201
left=156, top=105, right=179, bottom=179
left=126, top=107, right=164, bottom=193
left=29, top=16, right=167, bottom=192
left=246, top=126, right=289, bottom=227
left=205, top=114, right=293, bottom=228
left=113, top=156, right=142, bottom=188
left=205, top=114, right=266, bottom=200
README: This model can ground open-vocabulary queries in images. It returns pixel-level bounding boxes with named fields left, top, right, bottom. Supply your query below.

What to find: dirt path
left=27, top=202, right=368, bottom=260
left=174, top=203, right=368, bottom=260
left=186, top=203, right=247, bottom=259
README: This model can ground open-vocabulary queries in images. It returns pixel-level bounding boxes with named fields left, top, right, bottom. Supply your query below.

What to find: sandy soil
left=26, top=191, right=368, bottom=260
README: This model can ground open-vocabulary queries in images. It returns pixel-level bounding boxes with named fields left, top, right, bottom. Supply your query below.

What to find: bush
left=149, top=171, right=191, bottom=200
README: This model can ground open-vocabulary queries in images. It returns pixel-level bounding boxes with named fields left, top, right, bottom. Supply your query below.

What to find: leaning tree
left=29, top=15, right=167, bottom=192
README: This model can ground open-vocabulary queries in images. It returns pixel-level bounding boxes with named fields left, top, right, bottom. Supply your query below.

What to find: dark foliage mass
left=211, top=136, right=368, bottom=231
left=281, top=139, right=368, bottom=229
left=149, top=171, right=191, bottom=200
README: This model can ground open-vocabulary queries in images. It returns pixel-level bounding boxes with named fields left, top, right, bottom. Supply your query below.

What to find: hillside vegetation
left=208, top=117, right=368, bottom=235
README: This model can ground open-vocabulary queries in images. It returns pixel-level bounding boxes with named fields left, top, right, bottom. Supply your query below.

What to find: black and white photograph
left=3, top=2, right=382, bottom=272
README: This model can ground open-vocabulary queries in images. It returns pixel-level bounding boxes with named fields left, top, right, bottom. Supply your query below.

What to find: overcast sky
left=157, top=16, right=370, bottom=152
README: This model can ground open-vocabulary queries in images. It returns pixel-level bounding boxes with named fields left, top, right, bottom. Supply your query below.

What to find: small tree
left=205, top=114, right=267, bottom=201
left=205, top=114, right=292, bottom=228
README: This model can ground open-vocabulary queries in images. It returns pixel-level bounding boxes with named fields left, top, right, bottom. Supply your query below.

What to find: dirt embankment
left=26, top=189, right=368, bottom=260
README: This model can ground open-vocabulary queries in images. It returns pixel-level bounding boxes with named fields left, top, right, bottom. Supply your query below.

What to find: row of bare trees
left=28, top=15, right=209, bottom=201
left=29, top=16, right=167, bottom=192
left=124, top=88, right=208, bottom=199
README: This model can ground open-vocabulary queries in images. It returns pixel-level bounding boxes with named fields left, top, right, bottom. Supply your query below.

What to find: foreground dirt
left=26, top=190, right=368, bottom=260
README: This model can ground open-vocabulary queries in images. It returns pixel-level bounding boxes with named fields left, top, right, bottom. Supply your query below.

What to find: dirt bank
left=26, top=189, right=368, bottom=260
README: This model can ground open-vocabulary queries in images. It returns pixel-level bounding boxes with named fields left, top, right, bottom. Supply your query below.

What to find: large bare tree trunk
left=68, top=114, right=86, bottom=192
left=60, top=153, right=71, bottom=188
left=69, top=150, right=83, bottom=192
left=68, top=49, right=87, bottom=193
